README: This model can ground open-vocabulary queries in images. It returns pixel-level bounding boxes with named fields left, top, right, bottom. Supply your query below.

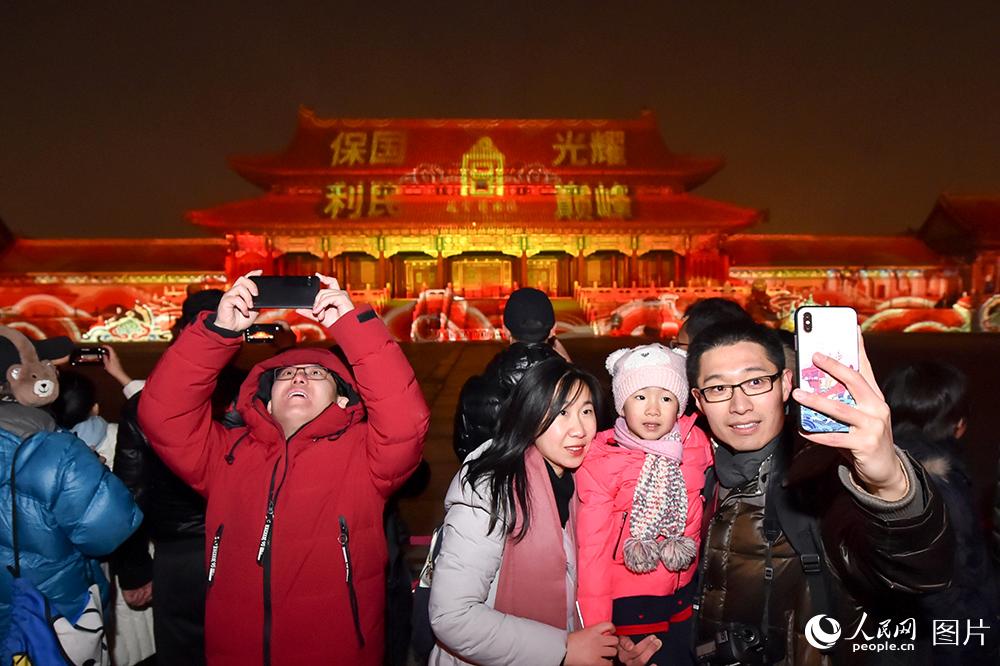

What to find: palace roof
left=0, top=237, right=228, bottom=275
left=723, top=234, right=944, bottom=268
left=189, top=191, right=760, bottom=234
left=228, top=107, right=724, bottom=192
left=190, top=108, right=761, bottom=236
left=918, top=193, right=1000, bottom=256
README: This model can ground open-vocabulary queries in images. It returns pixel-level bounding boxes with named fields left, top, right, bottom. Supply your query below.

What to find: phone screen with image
left=794, top=306, right=859, bottom=433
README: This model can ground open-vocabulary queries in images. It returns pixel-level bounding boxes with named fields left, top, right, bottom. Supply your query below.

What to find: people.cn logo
left=805, top=614, right=842, bottom=650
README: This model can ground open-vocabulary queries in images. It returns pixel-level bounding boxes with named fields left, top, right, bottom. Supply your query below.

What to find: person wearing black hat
left=452, top=287, right=569, bottom=462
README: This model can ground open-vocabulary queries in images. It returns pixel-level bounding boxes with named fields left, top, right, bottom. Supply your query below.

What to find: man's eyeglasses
left=273, top=365, right=333, bottom=382
left=695, top=372, right=782, bottom=403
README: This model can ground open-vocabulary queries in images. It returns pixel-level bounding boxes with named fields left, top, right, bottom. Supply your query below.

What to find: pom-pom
left=660, top=536, right=697, bottom=571
left=623, top=537, right=660, bottom=573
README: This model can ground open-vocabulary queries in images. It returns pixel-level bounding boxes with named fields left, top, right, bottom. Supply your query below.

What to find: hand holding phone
left=69, top=347, right=107, bottom=366
left=215, top=270, right=262, bottom=332
left=295, top=274, right=355, bottom=328
left=792, top=311, right=909, bottom=501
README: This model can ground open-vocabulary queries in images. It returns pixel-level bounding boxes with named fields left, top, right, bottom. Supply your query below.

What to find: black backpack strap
left=760, top=465, right=782, bottom=656
left=768, top=451, right=835, bottom=621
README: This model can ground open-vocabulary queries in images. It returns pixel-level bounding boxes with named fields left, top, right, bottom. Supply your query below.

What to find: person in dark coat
left=453, top=287, right=565, bottom=462
left=615, top=321, right=953, bottom=666
left=110, top=289, right=246, bottom=666
left=883, top=361, right=999, bottom=664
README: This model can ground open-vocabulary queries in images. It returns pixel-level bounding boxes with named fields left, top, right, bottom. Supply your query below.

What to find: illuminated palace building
left=1, top=109, right=998, bottom=342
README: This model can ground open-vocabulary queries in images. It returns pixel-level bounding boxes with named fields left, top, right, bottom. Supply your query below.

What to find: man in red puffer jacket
left=138, top=270, right=429, bottom=666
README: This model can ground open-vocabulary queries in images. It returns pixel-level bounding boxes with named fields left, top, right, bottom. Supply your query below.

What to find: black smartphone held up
left=70, top=347, right=107, bottom=366
left=249, top=276, right=320, bottom=309
left=794, top=305, right=860, bottom=434
left=244, top=323, right=281, bottom=344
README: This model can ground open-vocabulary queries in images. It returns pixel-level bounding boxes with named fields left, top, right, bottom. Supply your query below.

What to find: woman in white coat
left=429, top=358, right=657, bottom=666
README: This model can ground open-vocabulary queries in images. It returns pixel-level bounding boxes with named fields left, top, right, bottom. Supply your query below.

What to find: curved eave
left=723, top=234, right=945, bottom=268
left=187, top=192, right=760, bottom=236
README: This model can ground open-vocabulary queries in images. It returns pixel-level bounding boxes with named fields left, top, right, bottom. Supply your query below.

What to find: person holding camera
left=622, top=320, right=951, bottom=666
left=137, top=270, right=430, bottom=666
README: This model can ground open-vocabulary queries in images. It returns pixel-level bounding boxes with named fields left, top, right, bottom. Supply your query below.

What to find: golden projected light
left=324, top=182, right=364, bottom=219
left=460, top=137, right=504, bottom=197
left=330, top=132, right=368, bottom=166
left=370, top=131, right=407, bottom=165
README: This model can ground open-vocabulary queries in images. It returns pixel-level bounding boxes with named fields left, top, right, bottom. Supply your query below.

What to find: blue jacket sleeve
left=49, top=433, right=144, bottom=558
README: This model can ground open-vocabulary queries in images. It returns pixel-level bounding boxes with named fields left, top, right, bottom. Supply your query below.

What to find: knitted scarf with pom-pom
left=613, top=417, right=696, bottom=574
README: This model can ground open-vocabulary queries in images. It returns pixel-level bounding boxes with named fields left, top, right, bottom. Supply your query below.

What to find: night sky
left=2, top=2, right=998, bottom=240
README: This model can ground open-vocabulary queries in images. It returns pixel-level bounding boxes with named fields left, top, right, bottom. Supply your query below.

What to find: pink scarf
left=612, top=417, right=682, bottom=460
left=493, top=446, right=574, bottom=629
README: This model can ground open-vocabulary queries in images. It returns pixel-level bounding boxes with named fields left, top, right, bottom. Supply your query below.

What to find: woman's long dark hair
left=464, top=357, right=603, bottom=542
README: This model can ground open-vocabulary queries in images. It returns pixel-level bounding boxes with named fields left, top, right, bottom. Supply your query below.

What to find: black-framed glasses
left=668, top=339, right=688, bottom=350
left=695, top=372, right=782, bottom=403
left=273, top=365, right=333, bottom=382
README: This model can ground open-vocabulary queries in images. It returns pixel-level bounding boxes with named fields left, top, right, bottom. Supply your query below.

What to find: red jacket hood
left=236, top=346, right=365, bottom=445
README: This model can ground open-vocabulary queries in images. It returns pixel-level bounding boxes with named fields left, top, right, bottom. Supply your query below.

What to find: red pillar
left=520, top=251, right=529, bottom=288
left=376, top=252, right=387, bottom=289
left=342, top=255, right=351, bottom=290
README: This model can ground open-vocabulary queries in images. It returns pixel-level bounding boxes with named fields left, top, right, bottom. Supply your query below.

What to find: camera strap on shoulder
left=763, top=445, right=834, bottom=627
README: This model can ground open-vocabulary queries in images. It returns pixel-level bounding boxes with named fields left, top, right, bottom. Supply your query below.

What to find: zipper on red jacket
left=259, top=432, right=292, bottom=666
left=339, top=516, right=366, bottom=648
left=612, top=511, right=629, bottom=561
left=207, top=524, right=224, bottom=585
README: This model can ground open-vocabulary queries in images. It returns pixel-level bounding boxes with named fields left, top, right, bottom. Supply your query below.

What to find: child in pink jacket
left=576, top=343, right=713, bottom=664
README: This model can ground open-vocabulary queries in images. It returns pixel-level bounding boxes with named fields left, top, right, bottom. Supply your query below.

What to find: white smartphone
left=794, top=306, right=860, bottom=433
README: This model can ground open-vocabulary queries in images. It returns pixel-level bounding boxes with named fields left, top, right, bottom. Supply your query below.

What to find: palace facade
left=1, top=110, right=997, bottom=341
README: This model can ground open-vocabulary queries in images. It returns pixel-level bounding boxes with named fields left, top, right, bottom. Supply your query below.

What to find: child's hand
left=122, top=582, right=153, bottom=609
left=618, top=634, right=661, bottom=666
left=101, top=345, right=131, bottom=387
left=565, top=622, right=618, bottom=665
left=296, top=274, right=355, bottom=328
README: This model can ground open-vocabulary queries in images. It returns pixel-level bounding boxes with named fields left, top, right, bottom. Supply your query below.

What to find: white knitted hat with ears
left=605, top=343, right=689, bottom=416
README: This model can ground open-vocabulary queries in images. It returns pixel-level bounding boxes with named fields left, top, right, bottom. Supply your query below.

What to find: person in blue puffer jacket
left=0, top=328, right=143, bottom=649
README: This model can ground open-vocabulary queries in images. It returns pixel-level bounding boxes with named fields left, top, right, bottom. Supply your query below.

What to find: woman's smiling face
left=533, top=381, right=597, bottom=477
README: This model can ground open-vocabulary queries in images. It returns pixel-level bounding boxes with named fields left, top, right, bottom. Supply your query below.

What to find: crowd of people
left=1, top=275, right=998, bottom=666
